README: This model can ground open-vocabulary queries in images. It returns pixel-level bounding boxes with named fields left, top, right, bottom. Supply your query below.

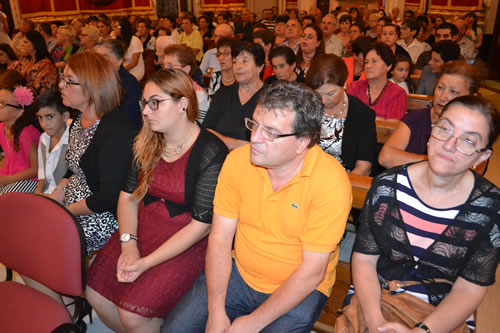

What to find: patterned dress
left=65, top=116, right=117, bottom=255
left=14, top=57, right=57, bottom=97
left=319, top=116, right=347, bottom=171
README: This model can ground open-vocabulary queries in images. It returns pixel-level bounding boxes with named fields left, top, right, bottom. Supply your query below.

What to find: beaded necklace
left=367, top=81, right=388, bottom=106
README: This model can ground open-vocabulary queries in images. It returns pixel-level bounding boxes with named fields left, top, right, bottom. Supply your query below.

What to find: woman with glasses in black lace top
left=346, top=95, right=500, bottom=333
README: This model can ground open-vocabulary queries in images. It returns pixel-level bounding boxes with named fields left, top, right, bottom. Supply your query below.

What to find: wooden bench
left=407, top=93, right=432, bottom=110
left=375, top=118, right=399, bottom=144
left=476, top=267, right=500, bottom=332
left=348, top=173, right=372, bottom=210
left=311, top=174, right=372, bottom=332
left=374, top=94, right=432, bottom=145
left=313, top=261, right=352, bottom=333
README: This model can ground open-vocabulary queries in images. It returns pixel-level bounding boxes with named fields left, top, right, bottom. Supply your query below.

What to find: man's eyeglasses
left=139, top=97, right=171, bottom=111
left=59, top=73, right=80, bottom=88
left=244, top=118, right=298, bottom=142
left=430, top=121, right=489, bottom=156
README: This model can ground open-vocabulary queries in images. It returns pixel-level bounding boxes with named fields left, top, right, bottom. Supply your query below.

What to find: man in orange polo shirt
left=162, top=81, right=352, bottom=332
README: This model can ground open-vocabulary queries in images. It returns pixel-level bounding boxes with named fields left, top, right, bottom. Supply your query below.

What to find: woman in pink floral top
left=13, top=31, right=57, bottom=97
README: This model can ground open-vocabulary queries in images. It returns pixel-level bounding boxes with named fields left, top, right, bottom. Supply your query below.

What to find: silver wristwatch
left=120, top=233, right=138, bottom=243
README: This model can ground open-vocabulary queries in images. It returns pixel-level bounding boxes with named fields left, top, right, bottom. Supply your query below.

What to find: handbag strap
left=384, top=278, right=453, bottom=292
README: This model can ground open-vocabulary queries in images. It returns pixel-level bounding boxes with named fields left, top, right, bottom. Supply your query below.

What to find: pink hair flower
left=13, top=86, right=34, bottom=108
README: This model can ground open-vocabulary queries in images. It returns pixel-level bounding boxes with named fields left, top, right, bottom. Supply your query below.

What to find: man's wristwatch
left=413, top=322, right=431, bottom=333
left=120, top=233, right=138, bottom=243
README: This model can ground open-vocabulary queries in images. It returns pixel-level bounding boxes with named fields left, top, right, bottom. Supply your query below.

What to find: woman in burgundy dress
left=86, top=68, right=228, bottom=332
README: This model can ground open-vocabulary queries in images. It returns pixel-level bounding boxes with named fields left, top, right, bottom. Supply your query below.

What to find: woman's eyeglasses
left=431, top=122, right=489, bottom=156
left=59, top=73, right=80, bottom=88
left=0, top=102, right=22, bottom=109
left=139, top=98, right=171, bottom=111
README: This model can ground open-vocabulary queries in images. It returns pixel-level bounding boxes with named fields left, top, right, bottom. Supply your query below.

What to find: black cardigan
left=123, top=129, right=228, bottom=224
left=65, top=108, right=136, bottom=217
left=340, top=94, right=377, bottom=171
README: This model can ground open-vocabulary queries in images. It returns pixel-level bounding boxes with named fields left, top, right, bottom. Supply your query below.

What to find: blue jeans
left=162, top=259, right=327, bottom=333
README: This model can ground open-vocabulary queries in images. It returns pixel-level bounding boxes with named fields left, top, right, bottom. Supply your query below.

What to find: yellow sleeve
left=301, top=164, right=352, bottom=253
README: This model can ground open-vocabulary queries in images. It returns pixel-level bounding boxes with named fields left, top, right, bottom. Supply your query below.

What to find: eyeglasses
left=216, top=51, right=231, bottom=58
left=59, top=73, right=80, bottom=88
left=0, top=101, right=22, bottom=109
left=430, top=122, right=489, bottom=156
left=139, top=97, right=171, bottom=111
left=244, top=118, right=298, bottom=142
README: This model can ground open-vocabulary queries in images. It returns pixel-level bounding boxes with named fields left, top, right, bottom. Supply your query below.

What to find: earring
left=426, top=141, right=430, bottom=147
left=182, top=107, right=186, bottom=111
left=472, top=165, right=477, bottom=170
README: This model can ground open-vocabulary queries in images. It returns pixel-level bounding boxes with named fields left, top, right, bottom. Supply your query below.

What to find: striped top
left=396, top=168, right=462, bottom=263
left=395, top=169, right=475, bottom=329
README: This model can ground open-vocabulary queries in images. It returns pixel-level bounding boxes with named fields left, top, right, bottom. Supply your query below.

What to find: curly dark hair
left=258, top=81, right=323, bottom=147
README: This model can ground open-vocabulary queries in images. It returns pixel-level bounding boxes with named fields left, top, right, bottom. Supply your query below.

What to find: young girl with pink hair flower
left=0, top=82, right=42, bottom=194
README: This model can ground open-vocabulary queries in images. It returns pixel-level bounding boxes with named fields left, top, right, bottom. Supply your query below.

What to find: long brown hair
left=131, top=69, right=198, bottom=200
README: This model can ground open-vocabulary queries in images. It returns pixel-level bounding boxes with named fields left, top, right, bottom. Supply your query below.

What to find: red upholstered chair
left=0, top=193, right=87, bottom=332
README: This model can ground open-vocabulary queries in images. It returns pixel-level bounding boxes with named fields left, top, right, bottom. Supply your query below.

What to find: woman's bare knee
left=118, top=308, right=162, bottom=332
